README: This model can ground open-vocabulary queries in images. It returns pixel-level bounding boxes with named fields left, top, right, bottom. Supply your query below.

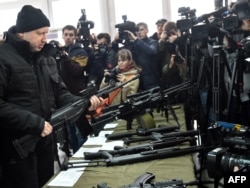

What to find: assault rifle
left=84, top=136, right=196, bottom=160
left=13, top=75, right=139, bottom=159
left=105, top=125, right=180, bottom=140
left=62, top=145, right=207, bottom=169
left=121, top=129, right=199, bottom=145
left=97, top=172, right=199, bottom=188
left=91, top=81, right=192, bottom=135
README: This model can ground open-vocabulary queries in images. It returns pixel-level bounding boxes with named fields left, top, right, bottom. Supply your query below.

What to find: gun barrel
left=84, top=137, right=195, bottom=160
left=107, top=146, right=203, bottom=166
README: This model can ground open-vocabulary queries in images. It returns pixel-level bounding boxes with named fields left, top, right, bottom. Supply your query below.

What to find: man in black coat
left=0, top=5, right=102, bottom=188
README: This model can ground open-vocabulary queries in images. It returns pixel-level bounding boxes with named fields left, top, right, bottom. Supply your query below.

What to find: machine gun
left=12, top=75, right=139, bottom=159
left=62, top=145, right=207, bottom=169
left=91, top=81, right=192, bottom=136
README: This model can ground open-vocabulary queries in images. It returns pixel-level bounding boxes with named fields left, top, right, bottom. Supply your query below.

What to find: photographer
left=87, top=32, right=117, bottom=89
left=125, top=22, right=160, bottom=91
left=222, top=0, right=250, bottom=126
left=97, top=48, right=140, bottom=129
left=99, top=48, right=140, bottom=106
left=158, top=21, right=186, bottom=92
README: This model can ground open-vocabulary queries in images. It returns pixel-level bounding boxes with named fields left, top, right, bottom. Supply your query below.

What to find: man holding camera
left=158, top=21, right=186, bottom=90
left=87, top=32, right=117, bottom=89
left=125, top=22, right=160, bottom=91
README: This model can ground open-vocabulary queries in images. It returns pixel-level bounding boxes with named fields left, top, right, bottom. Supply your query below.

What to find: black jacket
left=0, top=28, right=80, bottom=158
left=133, top=37, right=160, bottom=90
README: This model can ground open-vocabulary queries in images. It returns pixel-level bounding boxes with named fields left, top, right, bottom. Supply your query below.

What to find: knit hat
left=16, top=5, right=50, bottom=32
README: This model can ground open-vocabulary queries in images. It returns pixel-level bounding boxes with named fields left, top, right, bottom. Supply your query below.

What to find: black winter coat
left=0, top=30, right=80, bottom=159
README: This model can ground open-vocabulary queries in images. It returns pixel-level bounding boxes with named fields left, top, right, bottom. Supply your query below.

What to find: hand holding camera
left=124, top=30, right=137, bottom=41
left=116, top=74, right=126, bottom=82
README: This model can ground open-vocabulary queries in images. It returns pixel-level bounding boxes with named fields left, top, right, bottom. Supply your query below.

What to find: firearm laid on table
left=120, top=129, right=199, bottom=145
left=12, top=75, right=140, bottom=159
left=91, top=80, right=192, bottom=135
left=62, top=145, right=207, bottom=169
left=84, top=136, right=197, bottom=160
left=96, top=172, right=199, bottom=188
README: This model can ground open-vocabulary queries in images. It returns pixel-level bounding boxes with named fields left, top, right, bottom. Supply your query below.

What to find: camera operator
left=158, top=21, right=187, bottom=94
left=86, top=32, right=117, bottom=89
left=124, top=22, right=160, bottom=91
left=222, top=0, right=250, bottom=126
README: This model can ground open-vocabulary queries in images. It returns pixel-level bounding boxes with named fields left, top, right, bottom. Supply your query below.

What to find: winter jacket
left=100, top=68, right=140, bottom=105
left=0, top=28, right=81, bottom=159
left=133, top=37, right=160, bottom=90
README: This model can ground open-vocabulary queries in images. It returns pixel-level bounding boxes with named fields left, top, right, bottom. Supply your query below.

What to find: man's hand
left=41, top=121, right=53, bottom=137
left=124, top=30, right=137, bottom=41
left=88, top=95, right=104, bottom=111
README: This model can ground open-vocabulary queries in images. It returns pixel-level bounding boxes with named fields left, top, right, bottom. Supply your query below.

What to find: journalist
left=125, top=22, right=160, bottom=91
left=87, top=32, right=117, bottom=89
left=158, top=21, right=186, bottom=91
left=0, top=5, right=102, bottom=188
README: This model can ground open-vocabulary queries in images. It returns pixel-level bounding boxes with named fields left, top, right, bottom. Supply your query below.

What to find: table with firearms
left=44, top=101, right=201, bottom=188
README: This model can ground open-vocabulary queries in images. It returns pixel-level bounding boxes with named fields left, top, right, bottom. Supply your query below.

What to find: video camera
left=206, top=121, right=250, bottom=178
left=49, top=40, right=67, bottom=63
left=77, top=9, right=94, bottom=50
left=77, top=9, right=94, bottom=37
left=176, top=7, right=197, bottom=32
left=104, top=67, right=119, bottom=83
left=93, top=43, right=109, bottom=60
left=115, top=15, right=138, bottom=45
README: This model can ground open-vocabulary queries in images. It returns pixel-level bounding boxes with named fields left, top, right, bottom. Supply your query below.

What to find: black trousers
left=1, top=135, right=54, bottom=188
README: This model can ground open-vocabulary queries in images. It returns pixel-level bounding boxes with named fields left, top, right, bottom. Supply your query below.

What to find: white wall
left=0, top=0, right=219, bottom=40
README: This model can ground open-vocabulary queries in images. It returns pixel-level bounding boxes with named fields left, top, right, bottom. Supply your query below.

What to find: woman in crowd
left=99, top=48, right=141, bottom=106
